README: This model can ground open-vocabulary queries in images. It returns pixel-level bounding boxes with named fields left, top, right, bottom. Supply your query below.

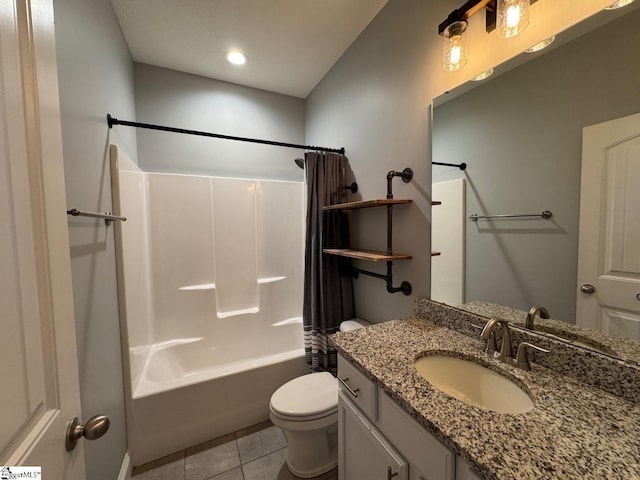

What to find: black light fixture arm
left=107, top=114, right=345, bottom=155
left=438, top=0, right=496, bottom=35
left=438, top=0, right=538, bottom=35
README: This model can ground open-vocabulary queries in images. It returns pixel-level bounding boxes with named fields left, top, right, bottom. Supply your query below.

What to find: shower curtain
left=303, top=151, right=355, bottom=374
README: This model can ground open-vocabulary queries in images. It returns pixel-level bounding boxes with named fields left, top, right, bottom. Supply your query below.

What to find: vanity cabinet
left=338, top=354, right=483, bottom=480
left=338, top=393, right=408, bottom=480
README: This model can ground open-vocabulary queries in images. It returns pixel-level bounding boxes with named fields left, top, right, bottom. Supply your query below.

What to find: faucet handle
left=471, top=323, right=498, bottom=355
left=515, top=342, right=550, bottom=371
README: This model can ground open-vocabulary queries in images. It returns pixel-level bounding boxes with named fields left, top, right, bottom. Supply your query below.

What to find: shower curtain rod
left=107, top=114, right=345, bottom=155
left=433, top=161, right=467, bottom=170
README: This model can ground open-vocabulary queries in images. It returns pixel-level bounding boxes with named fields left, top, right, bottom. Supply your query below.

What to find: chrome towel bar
left=469, top=210, right=552, bottom=222
left=67, top=208, right=127, bottom=225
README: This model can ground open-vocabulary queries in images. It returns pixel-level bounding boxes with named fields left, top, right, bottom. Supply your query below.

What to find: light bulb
left=442, top=21, right=468, bottom=72
left=497, top=0, right=530, bottom=38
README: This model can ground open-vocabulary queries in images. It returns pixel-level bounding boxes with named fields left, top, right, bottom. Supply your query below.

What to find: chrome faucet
left=480, top=318, right=513, bottom=365
left=525, top=305, right=550, bottom=330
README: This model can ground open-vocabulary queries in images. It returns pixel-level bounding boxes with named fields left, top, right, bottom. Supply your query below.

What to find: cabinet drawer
left=378, top=390, right=455, bottom=480
left=337, top=354, right=377, bottom=420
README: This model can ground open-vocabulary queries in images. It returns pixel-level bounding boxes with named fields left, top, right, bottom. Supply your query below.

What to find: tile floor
left=131, top=421, right=338, bottom=480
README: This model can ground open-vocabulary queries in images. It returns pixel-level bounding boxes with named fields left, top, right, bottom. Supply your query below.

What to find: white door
left=1, top=0, right=85, bottom=477
left=576, top=113, right=640, bottom=341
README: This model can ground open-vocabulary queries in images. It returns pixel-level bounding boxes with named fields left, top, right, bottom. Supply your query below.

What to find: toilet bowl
left=270, top=372, right=338, bottom=478
left=269, top=318, right=370, bottom=478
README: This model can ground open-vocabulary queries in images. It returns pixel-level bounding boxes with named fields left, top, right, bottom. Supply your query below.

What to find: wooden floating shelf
left=431, top=252, right=441, bottom=257
left=323, top=248, right=412, bottom=262
left=432, top=201, right=441, bottom=205
left=323, top=199, right=412, bottom=211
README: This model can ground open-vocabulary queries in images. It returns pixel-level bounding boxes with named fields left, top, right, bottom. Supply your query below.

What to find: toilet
left=269, top=318, right=371, bottom=478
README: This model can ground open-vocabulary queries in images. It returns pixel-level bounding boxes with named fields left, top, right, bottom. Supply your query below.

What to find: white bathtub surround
left=431, top=178, right=465, bottom=306
left=110, top=146, right=308, bottom=465
left=212, top=178, right=259, bottom=318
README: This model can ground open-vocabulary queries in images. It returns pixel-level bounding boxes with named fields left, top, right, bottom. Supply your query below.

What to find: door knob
left=65, top=415, right=110, bottom=451
left=580, top=284, right=596, bottom=294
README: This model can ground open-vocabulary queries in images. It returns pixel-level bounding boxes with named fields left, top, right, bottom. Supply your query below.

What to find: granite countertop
left=331, top=317, right=640, bottom=480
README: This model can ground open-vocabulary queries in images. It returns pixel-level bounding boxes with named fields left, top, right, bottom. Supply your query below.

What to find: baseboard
left=117, top=451, right=132, bottom=480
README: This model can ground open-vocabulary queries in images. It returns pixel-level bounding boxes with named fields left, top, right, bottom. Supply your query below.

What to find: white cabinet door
left=577, top=113, right=640, bottom=341
left=338, top=393, right=408, bottom=480
left=377, top=391, right=455, bottom=480
left=455, top=456, right=483, bottom=480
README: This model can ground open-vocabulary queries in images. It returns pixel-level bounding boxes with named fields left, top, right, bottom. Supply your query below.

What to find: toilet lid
left=271, top=372, right=338, bottom=417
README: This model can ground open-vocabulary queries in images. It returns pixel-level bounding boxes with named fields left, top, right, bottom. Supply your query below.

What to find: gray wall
left=53, top=0, right=137, bottom=477
left=305, top=0, right=456, bottom=322
left=432, top=9, right=640, bottom=322
left=134, top=63, right=306, bottom=181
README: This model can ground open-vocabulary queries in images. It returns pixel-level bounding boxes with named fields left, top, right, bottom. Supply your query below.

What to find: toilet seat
left=270, top=372, right=338, bottom=420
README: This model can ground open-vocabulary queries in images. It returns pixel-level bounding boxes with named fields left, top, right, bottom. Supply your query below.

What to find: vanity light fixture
left=438, top=0, right=539, bottom=71
left=496, top=0, right=530, bottom=38
left=605, top=0, right=635, bottom=9
left=525, top=35, right=555, bottom=53
left=442, top=20, right=469, bottom=71
left=471, top=68, right=494, bottom=81
left=225, top=50, right=247, bottom=65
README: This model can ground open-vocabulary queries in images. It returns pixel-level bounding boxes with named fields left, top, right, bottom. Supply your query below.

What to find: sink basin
left=415, top=355, right=533, bottom=414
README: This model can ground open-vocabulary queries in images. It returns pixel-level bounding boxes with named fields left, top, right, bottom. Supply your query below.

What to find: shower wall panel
left=257, top=181, right=305, bottom=324
left=147, top=174, right=216, bottom=342
left=211, top=178, right=259, bottom=318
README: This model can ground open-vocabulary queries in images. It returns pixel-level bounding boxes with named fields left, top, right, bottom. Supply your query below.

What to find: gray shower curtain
left=303, top=152, right=355, bottom=375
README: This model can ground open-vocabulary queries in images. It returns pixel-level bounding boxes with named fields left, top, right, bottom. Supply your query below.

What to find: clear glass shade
left=497, top=0, right=530, bottom=38
left=605, top=0, right=635, bottom=9
left=442, top=21, right=468, bottom=72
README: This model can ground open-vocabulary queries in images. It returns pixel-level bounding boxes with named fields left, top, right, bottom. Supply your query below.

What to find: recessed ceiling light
left=605, top=0, right=635, bottom=9
left=471, top=68, right=494, bottom=81
left=225, top=50, right=247, bottom=65
left=525, top=35, right=556, bottom=53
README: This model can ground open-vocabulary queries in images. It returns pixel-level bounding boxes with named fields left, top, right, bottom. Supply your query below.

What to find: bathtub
left=128, top=320, right=308, bottom=466
left=111, top=146, right=309, bottom=466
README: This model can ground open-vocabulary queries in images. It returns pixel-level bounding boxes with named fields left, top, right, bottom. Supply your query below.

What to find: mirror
left=431, top=3, right=640, bottom=365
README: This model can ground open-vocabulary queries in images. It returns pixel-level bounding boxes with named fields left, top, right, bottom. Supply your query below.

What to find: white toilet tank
left=339, top=318, right=371, bottom=332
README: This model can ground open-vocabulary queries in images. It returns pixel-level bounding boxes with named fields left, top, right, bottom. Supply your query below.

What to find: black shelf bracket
left=348, top=167, right=413, bottom=296
left=350, top=263, right=413, bottom=296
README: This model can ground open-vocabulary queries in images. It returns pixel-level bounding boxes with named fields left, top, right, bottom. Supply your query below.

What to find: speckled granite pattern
left=331, top=318, right=640, bottom=480
left=415, top=299, right=640, bottom=404
left=460, top=300, right=640, bottom=365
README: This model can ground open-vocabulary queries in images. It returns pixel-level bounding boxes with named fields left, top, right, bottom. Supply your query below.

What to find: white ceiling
left=110, top=0, right=389, bottom=99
